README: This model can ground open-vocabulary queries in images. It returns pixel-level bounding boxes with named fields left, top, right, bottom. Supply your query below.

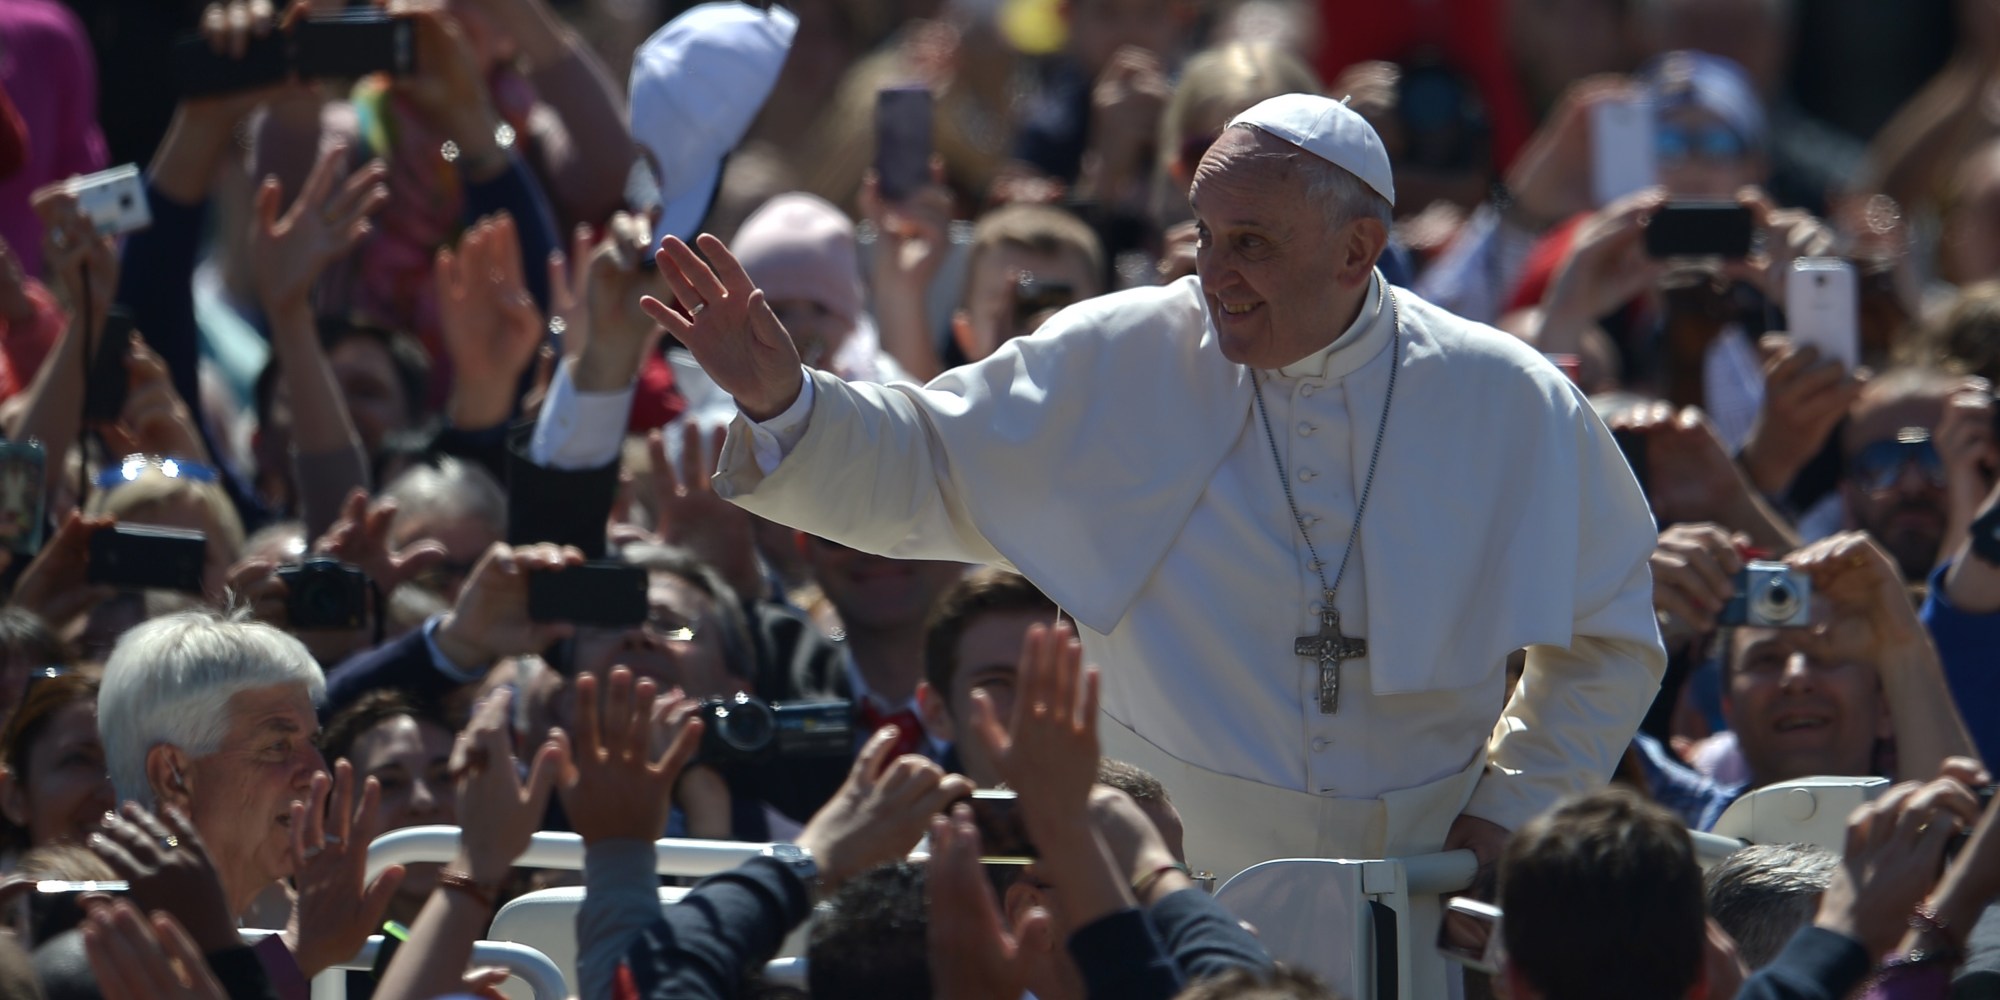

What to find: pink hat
left=731, top=193, right=865, bottom=324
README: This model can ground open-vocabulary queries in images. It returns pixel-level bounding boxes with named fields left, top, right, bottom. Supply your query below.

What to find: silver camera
left=1718, top=559, right=1812, bottom=628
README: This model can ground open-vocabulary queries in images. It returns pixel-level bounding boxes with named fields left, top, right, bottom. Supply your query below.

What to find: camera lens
left=711, top=697, right=776, bottom=754
left=1754, top=578, right=1798, bottom=620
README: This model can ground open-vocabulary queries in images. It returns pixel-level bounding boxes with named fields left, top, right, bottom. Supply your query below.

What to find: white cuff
left=746, top=370, right=816, bottom=475
left=422, top=614, right=488, bottom=683
left=529, top=358, right=637, bottom=470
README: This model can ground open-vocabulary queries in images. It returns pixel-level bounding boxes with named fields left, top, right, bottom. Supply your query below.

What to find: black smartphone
left=170, top=30, right=291, bottom=97
left=526, top=561, right=649, bottom=627
left=874, top=86, right=933, bottom=202
left=87, top=525, right=208, bottom=594
left=278, top=558, right=370, bottom=631
left=83, top=307, right=134, bottom=425
left=26, top=881, right=127, bottom=948
left=1644, top=201, right=1755, bottom=259
left=294, top=12, right=416, bottom=79
left=967, top=790, right=1036, bottom=865
left=1611, top=427, right=1649, bottom=496
left=0, top=440, right=47, bottom=557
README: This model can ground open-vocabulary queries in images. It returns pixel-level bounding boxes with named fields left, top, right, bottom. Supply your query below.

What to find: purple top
left=0, top=0, right=107, bottom=277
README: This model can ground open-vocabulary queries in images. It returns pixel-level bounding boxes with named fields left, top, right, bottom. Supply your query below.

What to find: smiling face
left=1725, top=629, right=1888, bottom=789
left=569, top=571, right=743, bottom=700
left=1190, top=128, right=1383, bottom=369
left=178, top=685, right=325, bottom=915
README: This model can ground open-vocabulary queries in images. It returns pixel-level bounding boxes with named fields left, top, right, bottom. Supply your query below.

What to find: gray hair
left=1703, top=843, right=1837, bottom=969
left=99, top=609, right=326, bottom=806
left=1226, top=122, right=1393, bottom=233
left=381, top=457, right=507, bottom=537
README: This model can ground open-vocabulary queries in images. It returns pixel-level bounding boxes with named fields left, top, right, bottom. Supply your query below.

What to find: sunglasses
left=1850, top=431, right=1945, bottom=493
left=1656, top=124, right=1749, bottom=163
left=92, top=455, right=218, bottom=491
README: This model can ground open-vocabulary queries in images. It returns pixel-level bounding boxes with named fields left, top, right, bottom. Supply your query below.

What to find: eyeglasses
left=644, top=611, right=698, bottom=642
left=1656, top=124, right=1749, bottom=163
left=1850, top=430, right=1946, bottom=493
left=19, top=666, right=71, bottom=701
left=92, top=455, right=218, bottom=490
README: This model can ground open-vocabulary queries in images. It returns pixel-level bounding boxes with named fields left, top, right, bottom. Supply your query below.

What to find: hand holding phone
left=1589, top=96, right=1656, bottom=207
left=64, top=166, right=151, bottom=237
left=86, top=525, right=208, bottom=594
left=874, top=87, right=934, bottom=202
left=525, top=561, right=648, bottom=627
left=1784, top=258, right=1859, bottom=371
left=1438, top=897, right=1505, bottom=975
left=1644, top=201, right=1755, bottom=259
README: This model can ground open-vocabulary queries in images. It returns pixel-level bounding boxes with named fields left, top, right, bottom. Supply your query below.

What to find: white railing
left=238, top=930, right=567, bottom=1000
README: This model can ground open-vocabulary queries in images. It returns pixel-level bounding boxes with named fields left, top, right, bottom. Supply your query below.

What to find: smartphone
left=1437, top=896, right=1504, bottom=975
left=526, top=561, right=649, bottom=627
left=172, top=30, right=291, bottom=97
left=83, top=307, right=135, bottom=425
left=1611, top=427, right=1649, bottom=496
left=874, top=87, right=934, bottom=202
left=1589, top=96, right=1656, bottom=208
left=87, top=525, right=208, bottom=594
left=1785, top=258, right=1860, bottom=371
left=967, top=790, right=1037, bottom=865
left=0, top=440, right=46, bottom=557
left=65, top=165, right=151, bottom=237
left=1946, top=784, right=1998, bottom=866
left=26, top=881, right=127, bottom=948
left=294, top=12, right=416, bottom=80
left=1645, top=201, right=1754, bottom=259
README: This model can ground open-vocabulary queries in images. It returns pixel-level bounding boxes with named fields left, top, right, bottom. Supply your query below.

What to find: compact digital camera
left=1718, top=560, right=1812, bottom=628
left=696, top=694, right=852, bottom=764
left=277, top=558, right=370, bottom=631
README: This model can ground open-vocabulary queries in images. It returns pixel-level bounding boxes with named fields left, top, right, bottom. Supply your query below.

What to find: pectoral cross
left=1295, top=597, right=1366, bottom=714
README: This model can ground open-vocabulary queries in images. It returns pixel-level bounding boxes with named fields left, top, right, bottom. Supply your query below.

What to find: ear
left=0, top=765, right=28, bottom=828
left=144, top=745, right=194, bottom=813
left=950, top=309, right=983, bottom=363
left=1339, top=218, right=1391, bottom=288
left=916, top=681, right=956, bottom=744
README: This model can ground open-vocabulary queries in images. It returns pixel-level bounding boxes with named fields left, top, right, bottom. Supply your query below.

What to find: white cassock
left=715, top=269, right=1665, bottom=881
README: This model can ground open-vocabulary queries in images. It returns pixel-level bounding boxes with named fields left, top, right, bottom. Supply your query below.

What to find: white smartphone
left=64, top=164, right=151, bottom=236
left=1785, top=258, right=1859, bottom=371
left=1589, top=97, right=1657, bottom=207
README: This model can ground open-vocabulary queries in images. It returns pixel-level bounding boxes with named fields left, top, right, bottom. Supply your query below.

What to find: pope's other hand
left=642, top=234, right=805, bottom=422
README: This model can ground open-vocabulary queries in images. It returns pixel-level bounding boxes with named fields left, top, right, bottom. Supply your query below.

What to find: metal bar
left=365, top=825, right=767, bottom=882
left=242, top=931, right=569, bottom=1000
left=1398, top=849, right=1477, bottom=896
left=1691, top=830, right=1747, bottom=867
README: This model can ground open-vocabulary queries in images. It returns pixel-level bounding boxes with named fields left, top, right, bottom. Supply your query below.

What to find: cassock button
left=1301, top=384, right=1318, bottom=397
left=1297, top=422, right=1314, bottom=437
left=1298, top=469, right=1318, bottom=482
left=1311, top=738, right=1331, bottom=751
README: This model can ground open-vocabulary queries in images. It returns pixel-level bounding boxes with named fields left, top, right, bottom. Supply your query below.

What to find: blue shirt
left=1633, top=732, right=1745, bottom=831
left=1920, top=560, right=2000, bottom=764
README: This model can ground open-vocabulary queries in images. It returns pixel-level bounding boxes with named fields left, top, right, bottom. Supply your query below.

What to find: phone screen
left=1437, top=897, right=1503, bottom=975
left=967, top=790, right=1036, bottom=865
left=875, top=87, right=934, bottom=201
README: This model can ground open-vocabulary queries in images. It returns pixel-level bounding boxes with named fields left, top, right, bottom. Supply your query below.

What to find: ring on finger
left=159, top=835, right=179, bottom=851
left=688, top=302, right=708, bottom=317
left=301, top=845, right=323, bottom=861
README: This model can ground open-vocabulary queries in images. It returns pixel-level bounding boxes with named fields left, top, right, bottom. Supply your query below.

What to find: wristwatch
left=761, top=843, right=822, bottom=899
left=1970, top=504, right=2000, bottom=567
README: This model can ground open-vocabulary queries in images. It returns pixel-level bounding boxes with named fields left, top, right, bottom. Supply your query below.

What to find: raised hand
left=643, top=234, right=804, bottom=422
left=389, top=6, right=505, bottom=177
left=1814, top=766, right=1986, bottom=961
left=88, top=804, right=240, bottom=954
left=9, top=511, right=115, bottom=628
left=1649, top=522, right=1747, bottom=639
left=285, top=760, right=407, bottom=978
left=430, top=542, right=585, bottom=671
left=252, top=145, right=388, bottom=314
left=568, top=211, right=666, bottom=393
left=449, top=687, right=568, bottom=889
left=1537, top=188, right=1666, bottom=354
left=969, top=621, right=1100, bottom=841
left=30, top=185, right=118, bottom=328
left=798, top=727, right=973, bottom=894
left=314, top=488, right=448, bottom=595
left=438, top=213, right=546, bottom=430
left=559, top=668, right=704, bottom=845
left=81, top=900, right=227, bottom=1000
left=1739, top=335, right=1866, bottom=496
left=113, top=335, right=212, bottom=463
left=926, top=804, right=1049, bottom=1000
left=646, top=424, right=758, bottom=598
left=1505, top=76, right=1638, bottom=231
left=1788, top=532, right=1928, bottom=663
left=1936, top=381, right=1999, bottom=542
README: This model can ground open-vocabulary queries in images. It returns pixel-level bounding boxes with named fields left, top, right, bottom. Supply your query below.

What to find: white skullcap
left=1227, top=93, right=1396, bottom=208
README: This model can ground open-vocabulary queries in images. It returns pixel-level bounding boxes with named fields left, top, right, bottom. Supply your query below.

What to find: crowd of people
left=0, top=0, right=1996, bottom=996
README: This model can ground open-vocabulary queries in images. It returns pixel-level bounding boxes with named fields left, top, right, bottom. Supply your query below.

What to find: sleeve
left=1066, top=908, right=1185, bottom=1000
left=1462, top=387, right=1667, bottom=832
left=506, top=423, right=618, bottom=558
left=320, top=619, right=479, bottom=716
left=1921, top=561, right=2000, bottom=765
left=529, top=359, right=637, bottom=470
left=577, top=839, right=668, bottom=1000
left=115, top=184, right=207, bottom=430
left=202, top=945, right=282, bottom=1000
left=1733, top=927, right=1873, bottom=1000
left=462, top=151, right=559, bottom=313
left=747, top=372, right=817, bottom=474
left=247, top=934, right=310, bottom=1000
left=604, top=853, right=815, bottom=1000
left=1145, top=887, right=1273, bottom=982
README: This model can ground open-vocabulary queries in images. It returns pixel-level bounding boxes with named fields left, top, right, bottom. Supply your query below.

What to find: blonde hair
left=86, top=466, right=246, bottom=563
left=965, top=204, right=1106, bottom=300
left=1159, top=43, right=1321, bottom=175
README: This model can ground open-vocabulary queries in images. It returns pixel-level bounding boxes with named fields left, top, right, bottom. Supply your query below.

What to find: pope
left=644, top=92, right=1665, bottom=980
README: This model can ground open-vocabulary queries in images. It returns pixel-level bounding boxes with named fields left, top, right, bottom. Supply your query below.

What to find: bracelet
left=437, top=869, right=499, bottom=909
left=1909, top=903, right=1953, bottom=941
left=1131, top=862, right=1191, bottom=898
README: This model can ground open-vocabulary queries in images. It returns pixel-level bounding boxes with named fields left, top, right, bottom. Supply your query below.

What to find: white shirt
left=715, top=273, right=1664, bottom=833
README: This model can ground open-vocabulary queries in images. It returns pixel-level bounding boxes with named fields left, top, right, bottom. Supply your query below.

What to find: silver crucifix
left=1294, top=599, right=1366, bottom=713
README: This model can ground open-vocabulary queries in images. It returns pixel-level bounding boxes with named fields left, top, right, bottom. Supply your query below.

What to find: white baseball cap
left=628, top=2, right=798, bottom=244
left=1227, top=93, right=1396, bottom=208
